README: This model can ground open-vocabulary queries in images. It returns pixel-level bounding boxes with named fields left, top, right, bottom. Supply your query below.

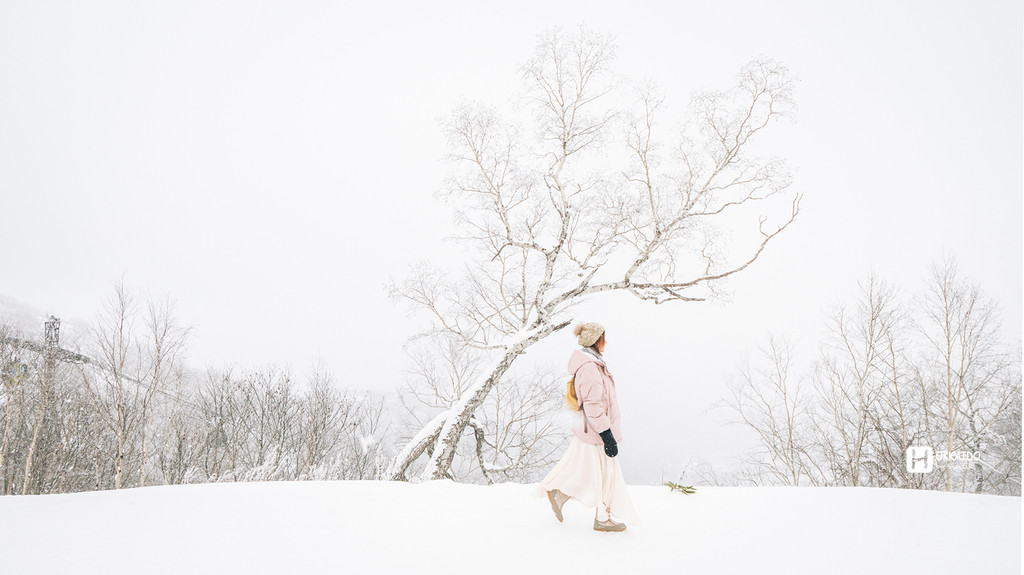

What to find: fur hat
left=573, top=322, right=605, bottom=348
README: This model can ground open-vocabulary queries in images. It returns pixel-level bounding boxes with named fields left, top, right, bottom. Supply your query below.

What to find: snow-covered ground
left=1, top=480, right=1018, bottom=574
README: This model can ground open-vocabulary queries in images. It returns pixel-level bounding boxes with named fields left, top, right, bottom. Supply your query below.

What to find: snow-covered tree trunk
left=388, top=321, right=568, bottom=481
left=419, top=321, right=568, bottom=481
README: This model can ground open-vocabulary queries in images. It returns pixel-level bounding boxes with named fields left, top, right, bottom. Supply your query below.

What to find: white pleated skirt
left=537, top=436, right=641, bottom=525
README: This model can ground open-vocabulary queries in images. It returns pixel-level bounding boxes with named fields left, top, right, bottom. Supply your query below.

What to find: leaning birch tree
left=387, top=25, right=802, bottom=481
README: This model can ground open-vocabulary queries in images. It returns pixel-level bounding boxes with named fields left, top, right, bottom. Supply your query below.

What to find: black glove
left=599, top=429, right=618, bottom=458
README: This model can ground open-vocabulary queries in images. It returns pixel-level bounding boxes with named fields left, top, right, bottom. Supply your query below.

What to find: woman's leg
left=596, top=452, right=616, bottom=521
left=538, top=437, right=602, bottom=509
left=598, top=453, right=642, bottom=525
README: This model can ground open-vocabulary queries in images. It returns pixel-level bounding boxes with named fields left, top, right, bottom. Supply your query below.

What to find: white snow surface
left=0, top=481, right=1018, bottom=574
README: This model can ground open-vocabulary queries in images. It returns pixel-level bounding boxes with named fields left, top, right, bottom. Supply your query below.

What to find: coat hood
left=568, top=347, right=605, bottom=375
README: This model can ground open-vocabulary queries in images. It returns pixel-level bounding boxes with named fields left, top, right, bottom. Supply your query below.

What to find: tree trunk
left=0, top=382, right=11, bottom=489
left=946, top=405, right=954, bottom=492
left=21, top=386, right=48, bottom=495
left=115, top=423, right=125, bottom=490
left=140, top=416, right=149, bottom=487
left=969, top=409, right=983, bottom=494
left=390, top=320, right=569, bottom=481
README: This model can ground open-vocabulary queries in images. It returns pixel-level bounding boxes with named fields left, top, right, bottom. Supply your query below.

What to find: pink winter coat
left=568, top=348, right=623, bottom=446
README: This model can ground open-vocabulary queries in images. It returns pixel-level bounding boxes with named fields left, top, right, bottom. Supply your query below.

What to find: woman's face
left=597, top=333, right=607, bottom=353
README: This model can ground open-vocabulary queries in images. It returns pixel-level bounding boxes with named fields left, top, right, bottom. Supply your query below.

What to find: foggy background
left=1, top=0, right=1020, bottom=484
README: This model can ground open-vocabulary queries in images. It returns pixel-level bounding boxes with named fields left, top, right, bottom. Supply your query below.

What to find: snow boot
left=593, top=517, right=626, bottom=532
left=547, top=489, right=570, bottom=523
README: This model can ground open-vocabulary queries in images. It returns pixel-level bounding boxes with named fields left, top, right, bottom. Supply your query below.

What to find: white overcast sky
left=1, top=1, right=1021, bottom=483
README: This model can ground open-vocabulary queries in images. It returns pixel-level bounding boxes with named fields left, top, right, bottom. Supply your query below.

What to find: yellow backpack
left=565, top=375, right=581, bottom=411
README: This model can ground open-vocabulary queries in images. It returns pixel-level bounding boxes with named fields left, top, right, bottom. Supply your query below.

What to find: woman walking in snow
left=539, top=321, right=640, bottom=532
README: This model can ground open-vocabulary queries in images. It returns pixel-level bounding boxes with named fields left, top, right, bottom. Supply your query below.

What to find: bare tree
left=79, top=281, right=190, bottom=490
left=235, top=366, right=301, bottom=478
left=913, top=254, right=1017, bottom=492
left=865, top=284, right=923, bottom=490
left=80, top=281, right=143, bottom=489
left=810, top=271, right=901, bottom=487
left=986, top=356, right=1021, bottom=495
left=342, top=390, right=392, bottom=480
left=388, top=25, right=801, bottom=481
left=152, top=367, right=204, bottom=485
left=138, top=294, right=191, bottom=487
left=723, top=333, right=821, bottom=485
left=195, top=367, right=244, bottom=481
left=296, top=362, right=349, bottom=479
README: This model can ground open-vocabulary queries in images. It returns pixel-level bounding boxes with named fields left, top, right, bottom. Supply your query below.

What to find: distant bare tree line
left=717, top=255, right=1021, bottom=495
left=0, top=281, right=394, bottom=495
left=3, top=254, right=1018, bottom=496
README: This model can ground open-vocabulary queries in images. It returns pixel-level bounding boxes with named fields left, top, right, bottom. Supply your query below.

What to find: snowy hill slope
left=0, top=481, right=1018, bottom=575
